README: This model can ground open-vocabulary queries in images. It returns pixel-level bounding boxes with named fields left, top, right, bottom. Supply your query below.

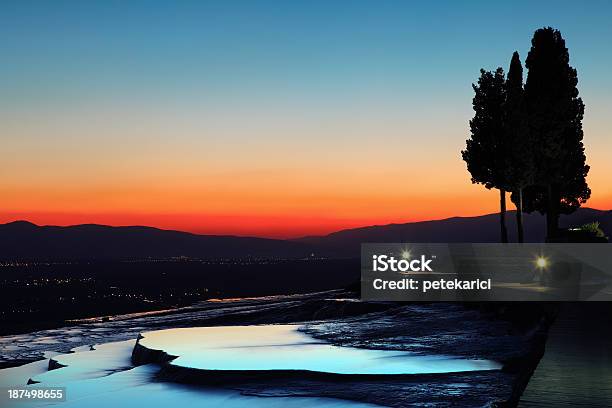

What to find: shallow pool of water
left=0, top=323, right=502, bottom=408
left=139, top=324, right=501, bottom=375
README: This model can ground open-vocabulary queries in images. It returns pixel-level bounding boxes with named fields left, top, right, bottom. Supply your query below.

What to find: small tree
left=462, top=68, right=509, bottom=243
left=504, top=52, right=532, bottom=243
left=524, top=27, right=590, bottom=238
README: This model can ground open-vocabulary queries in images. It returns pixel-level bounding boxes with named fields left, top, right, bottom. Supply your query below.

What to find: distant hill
left=0, top=221, right=315, bottom=260
left=1, top=208, right=610, bottom=259
left=295, top=207, right=612, bottom=256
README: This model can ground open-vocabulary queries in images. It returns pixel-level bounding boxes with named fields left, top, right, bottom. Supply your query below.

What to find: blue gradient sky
left=1, top=1, right=611, bottom=237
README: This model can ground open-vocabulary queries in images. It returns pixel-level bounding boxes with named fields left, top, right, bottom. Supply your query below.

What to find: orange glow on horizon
left=0, top=211, right=397, bottom=238
left=3, top=193, right=611, bottom=239
left=0, top=209, right=483, bottom=239
left=2, top=176, right=611, bottom=238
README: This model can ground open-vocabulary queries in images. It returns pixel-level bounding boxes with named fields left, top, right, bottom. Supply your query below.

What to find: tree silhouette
left=514, top=174, right=590, bottom=221
left=504, top=52, right=532, bottom=243
left=524, top=27, right=590, bottom=237
left=462, top=68, right=509, bottom=243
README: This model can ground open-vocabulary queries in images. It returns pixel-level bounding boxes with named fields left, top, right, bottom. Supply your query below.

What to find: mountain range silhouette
left=1, top=208, right=610, bottom=259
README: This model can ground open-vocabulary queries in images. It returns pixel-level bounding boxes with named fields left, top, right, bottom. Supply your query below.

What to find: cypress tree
left=524, top=27, right=590, bottom=238
left=504, top=52, right=532, bottom=243
left=462, top=68, right=509, bottom=243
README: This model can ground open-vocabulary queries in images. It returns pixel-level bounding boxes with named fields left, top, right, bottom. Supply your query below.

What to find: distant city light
left=400, top=249, right=412, bottom=260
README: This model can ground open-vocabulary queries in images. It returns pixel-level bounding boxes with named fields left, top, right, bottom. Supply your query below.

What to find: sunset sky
left=2, top=1, right=612, bottom=238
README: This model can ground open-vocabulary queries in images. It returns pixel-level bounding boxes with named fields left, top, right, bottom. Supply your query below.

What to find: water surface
left=140, top=324, right=501, bottom=374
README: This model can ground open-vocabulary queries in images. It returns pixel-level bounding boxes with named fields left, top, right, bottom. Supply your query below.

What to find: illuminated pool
left=139, top=324, right=501, bottom=375
left=1, top=339, right=378, bottom=408
left=0, top=324, right=502, bottom=408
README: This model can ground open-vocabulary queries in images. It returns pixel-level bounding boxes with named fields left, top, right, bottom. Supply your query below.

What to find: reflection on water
left=0, top=323, right=502, bottom=407
left=0, top=358, right=49, bottom=388
left=140, top=324, right=501, bottom=374
left=3, top=361, right=378, bottom=408
left=32, top=339, right=136, bottom=384
left=53, top=370, right=380, bottom=408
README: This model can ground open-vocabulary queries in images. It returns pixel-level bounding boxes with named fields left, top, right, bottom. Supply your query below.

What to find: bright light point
left=401, top=249, right=411, bottom=259
left=535, top=256, right=548, bottom=269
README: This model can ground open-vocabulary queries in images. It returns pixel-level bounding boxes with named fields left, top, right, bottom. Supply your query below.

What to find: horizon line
left=2, top=207, right=608, bottom=240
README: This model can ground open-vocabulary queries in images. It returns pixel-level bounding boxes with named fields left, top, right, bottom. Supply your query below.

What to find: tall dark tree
left=504, top=52, right=532, bottom=243
left=524, top=27, right=590, bottom=238
left=462, top=68, right=509, bottom=243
